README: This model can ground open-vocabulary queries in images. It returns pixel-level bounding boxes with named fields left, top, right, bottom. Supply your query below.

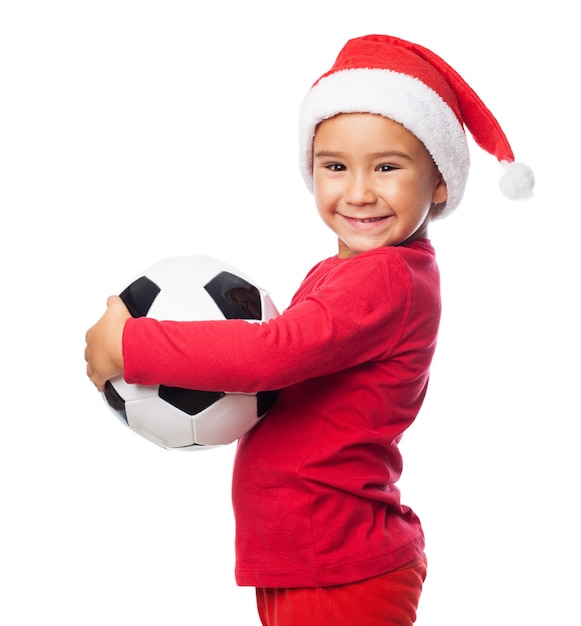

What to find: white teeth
left=342, top=214, right=389, bottom=223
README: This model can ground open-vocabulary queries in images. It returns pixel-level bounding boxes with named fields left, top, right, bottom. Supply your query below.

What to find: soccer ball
left=102, top=255, right=279, bottom=450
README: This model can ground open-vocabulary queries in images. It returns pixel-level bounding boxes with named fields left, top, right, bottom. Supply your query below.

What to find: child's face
left=312, top=113, right=448, bottom=258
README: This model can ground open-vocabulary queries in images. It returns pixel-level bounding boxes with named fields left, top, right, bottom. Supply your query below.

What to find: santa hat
left=299, top=34, right=534, bottom=215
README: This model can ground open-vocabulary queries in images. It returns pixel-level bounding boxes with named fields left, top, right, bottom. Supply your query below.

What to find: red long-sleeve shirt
left=123, top=241, right=441, bottom=587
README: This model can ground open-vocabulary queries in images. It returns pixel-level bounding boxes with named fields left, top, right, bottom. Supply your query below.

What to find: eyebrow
left=313, top=150, right=413, bottom=161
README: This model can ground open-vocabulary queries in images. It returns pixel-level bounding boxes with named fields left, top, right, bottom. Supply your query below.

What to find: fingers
left=84, top=331, right=107, bottom=392
left=85, top=360, right=106, bottom=393
left=84, top=296, right=126, bottom=392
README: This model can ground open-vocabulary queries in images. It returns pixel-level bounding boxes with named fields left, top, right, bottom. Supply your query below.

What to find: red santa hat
left=299, top=34, right=534, bottom=215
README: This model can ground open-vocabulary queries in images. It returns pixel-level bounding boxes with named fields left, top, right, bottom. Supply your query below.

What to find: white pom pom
left=499, top=160, right=535, bottom=200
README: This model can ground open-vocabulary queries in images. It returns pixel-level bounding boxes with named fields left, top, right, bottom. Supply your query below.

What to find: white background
left=1, top=1, right=579, bottom=624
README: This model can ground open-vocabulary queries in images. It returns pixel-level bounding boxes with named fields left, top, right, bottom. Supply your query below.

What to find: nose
left=345, top=172, right=377, bottom=206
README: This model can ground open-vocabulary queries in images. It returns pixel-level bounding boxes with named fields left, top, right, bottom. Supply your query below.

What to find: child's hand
left=84, top=296, right=131, bottom=392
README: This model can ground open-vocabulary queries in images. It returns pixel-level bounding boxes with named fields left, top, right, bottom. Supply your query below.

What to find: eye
left=376, top=164, right=396, bottom=173
left=325, top=163, right=346, bottom=172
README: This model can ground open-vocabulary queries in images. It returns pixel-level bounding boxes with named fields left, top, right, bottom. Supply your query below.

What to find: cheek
left=313, top=179, right=335, bottom=211
left=403, top=177, right=437, bottom=210
left=313, top=188, right=330, bottom=222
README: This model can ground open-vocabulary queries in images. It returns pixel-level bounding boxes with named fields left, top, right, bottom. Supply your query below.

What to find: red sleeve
left=122, top=249, right=417, bottom=393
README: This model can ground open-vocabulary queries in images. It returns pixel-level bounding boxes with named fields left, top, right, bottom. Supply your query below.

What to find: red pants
left=256, top=556, right=427, bottom=626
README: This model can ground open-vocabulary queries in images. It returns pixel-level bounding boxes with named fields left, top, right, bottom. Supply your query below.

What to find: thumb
left=106, top=295, right=132, bottom=319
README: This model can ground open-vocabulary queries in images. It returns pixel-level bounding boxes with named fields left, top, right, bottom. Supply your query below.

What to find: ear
left=428, top=174, right=449, bottom=221
left=432, top=173, right=448, bottom=204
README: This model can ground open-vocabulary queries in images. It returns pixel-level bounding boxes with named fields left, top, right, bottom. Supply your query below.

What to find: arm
left=122, top=253, right=412, bottom=393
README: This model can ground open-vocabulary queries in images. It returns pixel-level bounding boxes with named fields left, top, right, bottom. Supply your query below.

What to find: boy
left=85, top=35, right=533, bottom=625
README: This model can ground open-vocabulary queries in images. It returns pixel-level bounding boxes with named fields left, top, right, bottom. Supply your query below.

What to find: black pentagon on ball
left=159, top=387, right=225, bottom=414
left=119, top=276, right=161, bottom=318
left=159, top=386, right=278, bottom=418
left=103, top=380, right=129, bottom=425
left=204, top=271, right=262, bottom=320
left=256, top=390, right=279, bottom=417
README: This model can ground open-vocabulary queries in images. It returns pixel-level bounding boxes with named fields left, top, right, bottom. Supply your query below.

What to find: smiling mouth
left=343, top=215, right=391, bottom=223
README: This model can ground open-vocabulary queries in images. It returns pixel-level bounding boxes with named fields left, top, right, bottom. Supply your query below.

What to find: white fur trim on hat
left=299, top=68, right=470, bottom=215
